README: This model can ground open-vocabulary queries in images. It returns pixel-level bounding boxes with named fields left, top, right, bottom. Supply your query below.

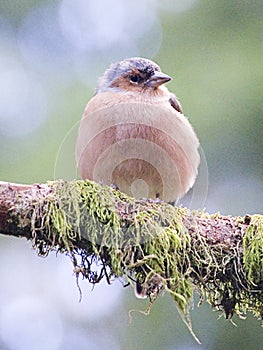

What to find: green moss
left=45, top=180, right=121, bottom=250
left=29, top=180, right=194, bottom=317
left=184, top=213, right=263, bottom=321
left=243, top=215, right=263, bottom=285
left=242, top=215, right=263, bottom=318
left=26, top=179, right=263, bottom=337
left=128, top=197, right=189, bottom=305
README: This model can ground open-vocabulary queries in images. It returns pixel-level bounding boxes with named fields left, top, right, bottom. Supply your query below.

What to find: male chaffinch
left=76, top=57, right=200, bottom=204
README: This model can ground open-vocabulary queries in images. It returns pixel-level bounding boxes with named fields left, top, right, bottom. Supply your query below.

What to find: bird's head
left=96, top=57, right=172, bottom=94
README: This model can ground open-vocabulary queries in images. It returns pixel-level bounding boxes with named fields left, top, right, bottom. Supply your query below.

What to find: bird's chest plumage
left=76, top=92, right=199, bottom=202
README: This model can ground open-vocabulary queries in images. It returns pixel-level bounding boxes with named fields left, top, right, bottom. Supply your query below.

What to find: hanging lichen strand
left=9, top=179, right=263, bottom=324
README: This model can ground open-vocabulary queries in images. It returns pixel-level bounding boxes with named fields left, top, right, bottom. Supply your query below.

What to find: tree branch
left=0, top=179, right=263, bottom=324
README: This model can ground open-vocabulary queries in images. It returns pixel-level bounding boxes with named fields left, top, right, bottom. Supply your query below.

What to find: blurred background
left=0, top=0, right=262, bottom=349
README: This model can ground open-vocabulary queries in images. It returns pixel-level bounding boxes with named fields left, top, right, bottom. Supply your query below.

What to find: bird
left=76, top=57, right=200, bottom=204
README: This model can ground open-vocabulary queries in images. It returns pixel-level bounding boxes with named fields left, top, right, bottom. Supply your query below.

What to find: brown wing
left=169, top=93, right=183, bottom=113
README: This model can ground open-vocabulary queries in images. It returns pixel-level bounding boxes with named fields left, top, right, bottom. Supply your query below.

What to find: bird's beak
left=147, top=71, right=172, bottom=88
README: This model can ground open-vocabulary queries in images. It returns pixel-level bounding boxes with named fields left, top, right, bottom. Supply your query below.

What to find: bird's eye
left=130, top=75, right=140, bottom=83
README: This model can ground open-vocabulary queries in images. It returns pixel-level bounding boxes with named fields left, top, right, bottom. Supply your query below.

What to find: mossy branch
left=0, top=179, right=263, bottom=324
